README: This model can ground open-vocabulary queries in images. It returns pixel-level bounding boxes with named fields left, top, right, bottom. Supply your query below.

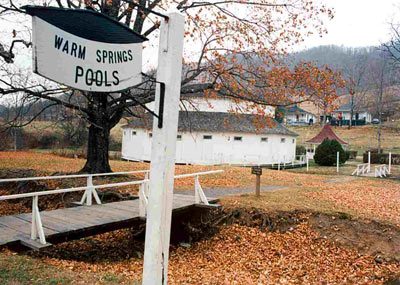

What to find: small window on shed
left=292, top=139, right=295, bottom=144
left=281, top=138, right=286, bottom=143
left=132, top=130, right=137, bottom=136
left=234, top=136, right=242, bottom=141
left=177, top=134, right=182, bottom=140
left=203, top=135, right=212, bottom=140
left=261, top=137, right=268, bottom=142
left=123, top=130, right=127, bottom=136
left=148, top=133, right=152, bottom=138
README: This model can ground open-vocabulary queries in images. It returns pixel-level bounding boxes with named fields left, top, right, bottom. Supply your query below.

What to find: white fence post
left=368, top=152, right=371, bottom=172
left=81, top=175, right=101, bottom=206
left=389, top=152, right=392, bottom=174
left=31, top=196, right=46, bottom=244
left=144, top=172, right=150, bottom=196
left=194, top=175, right=209, bottom=205
left=337, top=152, right=339, bottom=173
left=306, top=157, right=309, bottom=171
left=139, top=183, right=148, bottom=217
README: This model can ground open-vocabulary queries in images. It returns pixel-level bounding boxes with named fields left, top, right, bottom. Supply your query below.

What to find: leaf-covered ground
left=306, top=179, right=400, bottom=227
left=26, top=220, right=400, bottom=284
left=0, top=151, right=333, bottom=190
left=1, top=151, right=400, bottom=283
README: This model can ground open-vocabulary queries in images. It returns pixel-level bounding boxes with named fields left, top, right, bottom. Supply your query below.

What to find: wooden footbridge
left=0, top=170, right=222, bottom=250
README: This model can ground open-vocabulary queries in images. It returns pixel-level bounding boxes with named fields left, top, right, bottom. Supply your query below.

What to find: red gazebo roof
left=306, top=124, right=348, bottom=145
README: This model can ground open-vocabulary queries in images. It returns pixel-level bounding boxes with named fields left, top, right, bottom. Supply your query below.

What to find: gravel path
left=175, top=185, right=286, bottom=198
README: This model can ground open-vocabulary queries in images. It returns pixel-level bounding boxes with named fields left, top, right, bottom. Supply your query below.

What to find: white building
left=122, top=87, right=298, bottom=165
left=283, top=105, right=316, bottom=125
left=331, top=103, right=372, bottom=124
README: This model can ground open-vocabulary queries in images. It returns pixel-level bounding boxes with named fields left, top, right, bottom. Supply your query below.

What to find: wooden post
left=389, top=152, right=392, bottom=174
left=337, top=151, right=339, bottom=173
left=142, top=13, right=185, bottom=285
left=255, top=175, right=261, bottom=197
left=251, top=167, right=262, bottom=197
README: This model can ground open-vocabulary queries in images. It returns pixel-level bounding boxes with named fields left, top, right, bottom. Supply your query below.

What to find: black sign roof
left=22, top=5, right=148, bottom=44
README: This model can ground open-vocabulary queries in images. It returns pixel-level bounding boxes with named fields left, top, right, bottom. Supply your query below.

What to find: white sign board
left=31, top=17, right=142, bottom=92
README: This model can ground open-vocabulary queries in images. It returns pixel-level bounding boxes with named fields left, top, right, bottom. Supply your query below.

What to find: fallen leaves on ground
left=0, top=151, right=331, bottom=191
left=307, top=179, right=400, bottom=227
left=37, top=221, right=399, bottom=284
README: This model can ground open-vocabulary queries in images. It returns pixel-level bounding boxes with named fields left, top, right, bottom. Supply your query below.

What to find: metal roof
left=305, top=124, right=347, bottom=145
left=22, top=5, right=148, bottom=44
left=124, top=111, right=298, bottom=137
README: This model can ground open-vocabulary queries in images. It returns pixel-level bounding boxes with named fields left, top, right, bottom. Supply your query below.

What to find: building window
left=132, top=131, right=137, bottom=136
left=281, top=138, right=286, bottom=143
left=203, top=135, right=212, bottom=140
left=261, top=137, right=268, bottom=142
left=177, top=134, right=182, bottom=140
left=123, top=130, right=127, bottom=136
left=148, top=133, right=152, bottom=138
left=292, top=139, right=295, bottom=143
left=234, top=136, right=242, bottom=141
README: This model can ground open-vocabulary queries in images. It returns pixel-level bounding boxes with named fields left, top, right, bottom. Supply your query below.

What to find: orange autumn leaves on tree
left=157, top=0, right=346, bottom=127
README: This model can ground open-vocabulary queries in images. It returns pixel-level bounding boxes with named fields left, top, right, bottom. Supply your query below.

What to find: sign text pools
left=33, top=17, right=142, bottom=92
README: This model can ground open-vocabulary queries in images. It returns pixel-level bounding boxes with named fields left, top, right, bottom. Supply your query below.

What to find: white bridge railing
left=374, top=165, right=389, bottom=178
left=0, top=169, right=223, bottom=245
left=352, top=163, right=370, bottom=176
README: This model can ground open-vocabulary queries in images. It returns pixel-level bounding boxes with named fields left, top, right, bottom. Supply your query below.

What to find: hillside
left=290, top=123, right=400, bottom=153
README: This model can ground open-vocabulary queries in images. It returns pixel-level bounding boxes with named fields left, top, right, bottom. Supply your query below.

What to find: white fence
left=352, top=163, right=370, bottom=176
left=374, top=165, right=390, bottom=178
left=0, top=169, right=223, bottom=245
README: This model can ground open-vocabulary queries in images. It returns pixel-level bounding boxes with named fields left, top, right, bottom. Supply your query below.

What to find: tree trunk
left=81, top=124, right=112, bottom=173
left=80, top=92, right=115, bottom=174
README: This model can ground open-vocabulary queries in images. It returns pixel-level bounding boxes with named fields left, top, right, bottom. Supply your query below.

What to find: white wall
left=147, top=98, right=275, bottom=116
left=332, top=111, right=372, bottom=123
left=122, top=127, right=297, bottom=165
left=286, top=113, right=315, bottom=123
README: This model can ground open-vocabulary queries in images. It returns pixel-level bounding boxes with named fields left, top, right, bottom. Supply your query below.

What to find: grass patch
left=0, top=250, right=128, bottom=284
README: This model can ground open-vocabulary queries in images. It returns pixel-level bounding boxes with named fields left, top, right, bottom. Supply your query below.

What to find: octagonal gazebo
left=305, top=124, right=348, bottom=159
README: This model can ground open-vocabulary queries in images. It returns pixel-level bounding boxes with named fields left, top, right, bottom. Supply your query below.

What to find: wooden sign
left=251, top=166, right=262, bottom=175
left=23, top=6, right=147, bottom=92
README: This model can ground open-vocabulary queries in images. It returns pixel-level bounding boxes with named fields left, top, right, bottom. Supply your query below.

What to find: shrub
left=347, top=151, right=358, bottom=159
left=296, top=145, right=306, bottom=155
left=314, top=139, right=348, bottom=166
left=109, top=138, right=122, bottom=152
left=39, top=134, right=60, bottom=149
left=363, top=152, right=400, bottom=165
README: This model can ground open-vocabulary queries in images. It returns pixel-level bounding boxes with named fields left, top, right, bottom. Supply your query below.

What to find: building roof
left=305, top=124, right=347, bottom=145
left=124, top=111, right=298, bottom=137
left=284, top=105, right=314, bottom=116
left=22, top=6, right=148, bottom=44
left=334, top=103, right=368, bottom=113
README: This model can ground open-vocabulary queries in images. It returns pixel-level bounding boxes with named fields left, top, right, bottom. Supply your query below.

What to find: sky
left=298, top=0, right=400, bottom=50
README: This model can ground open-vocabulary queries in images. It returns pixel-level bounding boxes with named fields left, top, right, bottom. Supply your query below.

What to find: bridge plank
left=0, top=215, right=58, bottom=236
left=0, top=224, right=23, bottom=245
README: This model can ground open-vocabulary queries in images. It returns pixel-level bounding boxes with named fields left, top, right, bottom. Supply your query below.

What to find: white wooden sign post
left=142, top=13, right=185, bottom=285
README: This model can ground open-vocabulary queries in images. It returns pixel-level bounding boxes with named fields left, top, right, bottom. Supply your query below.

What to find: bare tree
left=342, top=48, right=371, bottom=128
left=367, top=49, right=398, bottom=153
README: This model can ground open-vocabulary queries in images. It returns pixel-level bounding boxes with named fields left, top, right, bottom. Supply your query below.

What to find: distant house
left=283, top=105, right=316, bottom=125
left=121, top=85, right=299, bottom=166
left=305, top=124, right=348, bottom=159
left=331, top=103, right=372, bottom=125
